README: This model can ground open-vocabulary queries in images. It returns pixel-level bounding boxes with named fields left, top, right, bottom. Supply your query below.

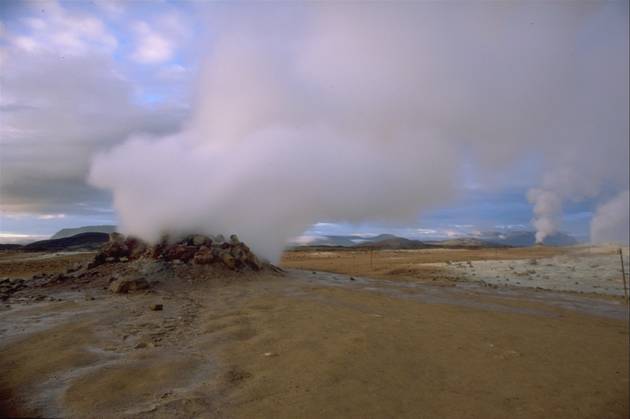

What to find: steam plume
left=89, top=2, right=629, bottom=259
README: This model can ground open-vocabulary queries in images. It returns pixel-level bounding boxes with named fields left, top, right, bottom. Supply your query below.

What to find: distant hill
left=0, top=243, right=24, bottom=251
left=23, top=232, right=109, bottom=251
left=292, top=230, right=578, bottom=250
left=297, top=233, right=402, bottom=247
left=51, top=225, right=116, bottom=240
left=356, top=237, right=430, bottom=249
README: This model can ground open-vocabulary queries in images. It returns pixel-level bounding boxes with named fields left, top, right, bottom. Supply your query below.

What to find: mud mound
left=90, top=233, right=268, bottom=272
left=0, top=234, right=279, bottom=301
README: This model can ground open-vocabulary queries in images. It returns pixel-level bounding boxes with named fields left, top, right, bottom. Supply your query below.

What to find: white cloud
left=7, top=3, right=117, bottom=55
left=0, top=233, right=49, bottom=244
left=37, top=213, right=66, bottom=220
left=131, top=21, right=177, bottom=64
left=94, top=0, right=125, bottom=17
left=0, top=2, right=187, bottom=215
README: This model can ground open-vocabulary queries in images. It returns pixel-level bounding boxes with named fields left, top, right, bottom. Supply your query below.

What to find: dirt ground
left=282, top=245, right=630, bottom=296
left=0, top=248, right=628, bottom=418
left=0, top=251, right=95, bottom=278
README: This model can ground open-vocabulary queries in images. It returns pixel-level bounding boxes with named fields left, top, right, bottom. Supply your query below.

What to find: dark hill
left=23, top=232, right=109, bottom=251
left=51, top=225, right=116, bottom=240
left=357, top=237, right=430, bottom=249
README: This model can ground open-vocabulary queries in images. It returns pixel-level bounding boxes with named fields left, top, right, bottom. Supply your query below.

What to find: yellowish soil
left=0, top=249, right=628, bottom=418
left=281, top=246, right=570, bottom=282
left=0, top=251, right=95, bottom=278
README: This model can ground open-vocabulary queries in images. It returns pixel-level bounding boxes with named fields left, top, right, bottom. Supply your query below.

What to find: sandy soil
left=282, top=245, right=630, bottom=296
left=0, top=251, right=95, bottom=278
left=0, top=249, right=628, bottom=418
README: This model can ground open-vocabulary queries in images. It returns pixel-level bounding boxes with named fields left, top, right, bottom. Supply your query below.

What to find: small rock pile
left=90, top=232, right=264, bottom=271
left=0, top=277, right=27, bottom=301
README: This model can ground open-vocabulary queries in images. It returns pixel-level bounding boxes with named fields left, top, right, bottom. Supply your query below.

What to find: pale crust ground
left=0, top=248, right=628, bottom=418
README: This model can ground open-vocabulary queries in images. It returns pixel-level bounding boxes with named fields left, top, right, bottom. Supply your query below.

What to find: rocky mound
left=89, top=233, right=265, bottom=272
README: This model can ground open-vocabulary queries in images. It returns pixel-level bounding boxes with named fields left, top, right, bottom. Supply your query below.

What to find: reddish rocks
left=91, top=233, right=265, bottom=272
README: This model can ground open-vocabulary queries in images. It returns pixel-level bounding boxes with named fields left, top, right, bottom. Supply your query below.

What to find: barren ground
left=1, top=246, right=628, bottom=418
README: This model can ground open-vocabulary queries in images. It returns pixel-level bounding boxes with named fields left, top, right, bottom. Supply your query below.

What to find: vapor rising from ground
left=88, top=3, right=629, bottom=260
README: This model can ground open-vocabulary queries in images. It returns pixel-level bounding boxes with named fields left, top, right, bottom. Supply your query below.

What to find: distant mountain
left=0, top=244, right=24, bottom=251
left=357, top=237, right=430, bottom=249
left=23, top=232, right=109, bottom=251
left=297, top=233, right=401, bottom=247
left=51, top=225, right=116, bottom=240
left=292, top=230, right=578, bottom=249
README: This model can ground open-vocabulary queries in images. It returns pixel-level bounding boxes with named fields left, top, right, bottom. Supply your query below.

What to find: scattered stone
left=134, top=342, right=148, bottom=349
left=150, top=303, right=163, bottom=311
left=66, top=263, right=83, bottom=274
left=109, top=276, right=150, bottom=294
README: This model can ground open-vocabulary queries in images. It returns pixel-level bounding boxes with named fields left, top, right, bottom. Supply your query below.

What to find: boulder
left=163, top=245, right=197, bottom=263
left=193, top=246, right=214, bottom=265
left=191, top=235, right=209, bottom=247
left=125, top=237, right=147, bottom=260
left=220, top=253, right=237, bottom=270
left=245, top=253, right=263, bottom=271
left=109, top=276, right=150, bottom=294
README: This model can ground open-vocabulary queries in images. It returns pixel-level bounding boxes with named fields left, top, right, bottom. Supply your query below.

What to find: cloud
left=0, top=233, right=48, bottom=244
left=89, top=2, right=628, bottom=261
left=36, top=213, right=66, bottom=220
left=7, top=2, right=117, bottom=55
left=0, top=3, right=188, bottom=216
left=131, top=21, right=173, bottom=63
left=130, top=13, right=191, bottom=64
left=94, top=0, right=125, bottom=17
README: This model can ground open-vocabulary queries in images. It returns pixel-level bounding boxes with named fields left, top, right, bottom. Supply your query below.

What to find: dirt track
left=0, top=249, right=628, bottom=418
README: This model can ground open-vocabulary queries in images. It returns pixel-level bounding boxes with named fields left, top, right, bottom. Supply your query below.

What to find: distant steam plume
left=591, top=190, right=630, bottom=245
left=89, top=2, right=629, bottom=260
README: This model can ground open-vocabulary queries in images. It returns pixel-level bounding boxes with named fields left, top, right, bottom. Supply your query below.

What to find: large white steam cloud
left=89, top=2, right=629, bottom=260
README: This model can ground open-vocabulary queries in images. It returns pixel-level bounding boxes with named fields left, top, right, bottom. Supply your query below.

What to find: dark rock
left=193, top=246, right=214, bottom=265
left=163, top=245, right=197, bottom=263
left=220, top=253, right=237, bottom=270
left=109, top=276, right=150, bottom=294
left=191, top=235, right=209, bottom=247
left=150, top=303, right=163, bottom=311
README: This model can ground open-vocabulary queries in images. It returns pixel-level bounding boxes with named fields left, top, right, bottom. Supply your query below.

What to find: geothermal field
left=0, top=235, right=629, bottom=418
left=1, top=1, right=629, bottom=418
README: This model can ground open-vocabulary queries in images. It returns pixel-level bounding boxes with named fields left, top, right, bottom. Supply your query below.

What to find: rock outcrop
left=90, top=233, right=264, bottom=272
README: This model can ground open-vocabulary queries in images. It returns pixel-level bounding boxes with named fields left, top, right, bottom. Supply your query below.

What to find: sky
left=0, top=1, right=628, bottom=251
